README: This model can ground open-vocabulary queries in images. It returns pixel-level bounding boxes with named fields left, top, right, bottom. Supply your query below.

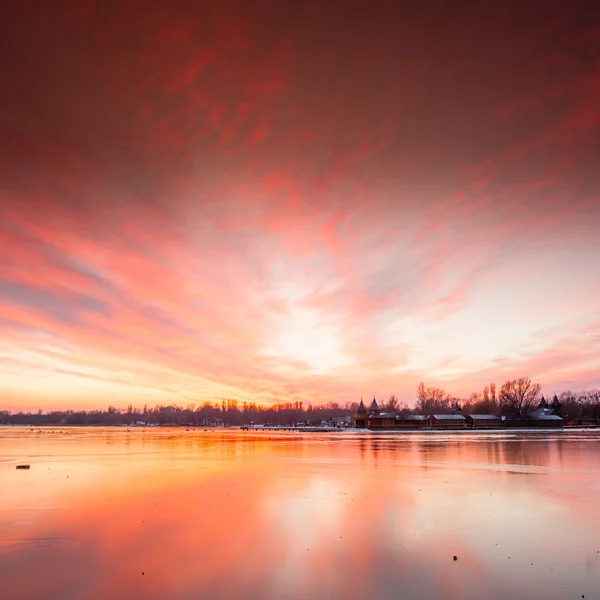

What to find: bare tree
left=583, top=390, right=600, bottom=424
left=460, top=393, right=479, bottom=414
left=499, top=377, right=541, bottom=416
left=397, top=401, right=411, bottom=418
left=558, top=390, right=582, bottom=423
left=416, top=382, right=451, bottom=413
left=472, top=387, right=499, bottom=414
left=383, top=395, right=399, bottom=413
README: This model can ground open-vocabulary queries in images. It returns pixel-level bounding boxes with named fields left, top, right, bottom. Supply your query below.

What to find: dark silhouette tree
left=499, top=377, right=541, bottom=416
left=383, top=395, right=399, bottom=412
left=415, top=382, right=451, bottom=414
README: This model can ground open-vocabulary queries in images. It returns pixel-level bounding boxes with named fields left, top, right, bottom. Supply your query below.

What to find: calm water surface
left=1, top=427, right=599, bottom=599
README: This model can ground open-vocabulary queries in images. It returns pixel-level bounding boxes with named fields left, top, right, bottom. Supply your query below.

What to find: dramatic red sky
left=1, top=1, right=599, bottom=411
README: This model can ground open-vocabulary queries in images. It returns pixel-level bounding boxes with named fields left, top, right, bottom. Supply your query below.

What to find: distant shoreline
left=1, top=424, right=598, bottom=434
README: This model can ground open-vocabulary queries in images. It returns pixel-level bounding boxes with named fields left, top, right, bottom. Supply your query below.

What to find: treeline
left=1, top=378, right=599, bottom=426
left=0, top=400, right=355, bottom=427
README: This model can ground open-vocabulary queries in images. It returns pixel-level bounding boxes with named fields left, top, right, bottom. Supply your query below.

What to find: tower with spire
left=368, top=396, right=380, bottom=416
left=353, top=398, right=367, bottom=428
left=551, top=394, right=562, bottom=417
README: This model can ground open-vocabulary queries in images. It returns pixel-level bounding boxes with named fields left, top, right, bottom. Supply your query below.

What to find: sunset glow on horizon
left=1, top=2, right=599, bottom=411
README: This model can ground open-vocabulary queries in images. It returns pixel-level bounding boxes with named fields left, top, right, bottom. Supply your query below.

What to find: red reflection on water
left=1, top=429, right=599, bottom=599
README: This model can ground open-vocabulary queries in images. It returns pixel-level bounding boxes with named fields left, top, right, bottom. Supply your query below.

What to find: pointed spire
left=539, top=396, right=548, bottom=408
left=552, top=394, right=561, bottom=407
left=369, top=397, right=379, bottom=411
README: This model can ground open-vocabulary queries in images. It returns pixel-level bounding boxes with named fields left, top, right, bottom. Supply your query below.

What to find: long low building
left=367, top=412, right=398, bottom=429
left=466, top=414, right=503, bottom=428
left=504, top=414, right=564, bottom=428
left=430, top=414, right=466, bottom=429
left=395, top=415, right=430, bottom=429
left=367, top=413, right=433, bottom=429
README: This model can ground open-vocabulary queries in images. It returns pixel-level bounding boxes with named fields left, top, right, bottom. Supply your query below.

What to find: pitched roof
left=530, top=407, right=558, bottom=419
left=369, top=397, right=379, bottom=410
left=432, top=414, right=466, bottom=420
left=469, top=414, right=501, bottom=420
left=358, top=399, right=365, bottom=410
left=506, top=412, right=563, bottom=421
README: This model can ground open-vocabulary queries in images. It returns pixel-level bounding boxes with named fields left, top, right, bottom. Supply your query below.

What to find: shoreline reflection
left=1, top=428, right=599, bottom=599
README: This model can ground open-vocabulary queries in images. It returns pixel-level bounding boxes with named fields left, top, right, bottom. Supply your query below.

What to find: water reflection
left=1, top=428, right=599, bottom=599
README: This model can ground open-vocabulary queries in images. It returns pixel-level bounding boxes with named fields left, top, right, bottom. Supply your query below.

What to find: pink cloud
left=249, top=124, right=271, bottom=144
left=1, top=2, right=599, bottom=409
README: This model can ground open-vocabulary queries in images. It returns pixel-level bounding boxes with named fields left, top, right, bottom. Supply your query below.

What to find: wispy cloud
left=1, top=1, right=599, bottom=409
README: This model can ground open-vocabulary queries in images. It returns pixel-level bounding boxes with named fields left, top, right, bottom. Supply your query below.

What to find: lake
left=1, top=427, right=599, bottom=599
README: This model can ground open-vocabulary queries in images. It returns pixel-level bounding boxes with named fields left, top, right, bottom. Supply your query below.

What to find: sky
left=1, top=0, right=599, bottom=411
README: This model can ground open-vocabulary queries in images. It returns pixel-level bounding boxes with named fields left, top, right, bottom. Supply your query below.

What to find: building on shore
left=353, top=400, right=432, bottom=429
left=503, top=414, right=563, bottom=428
left=530, top=395, right=562, bottom=419
left=395, top=415, right=430, bottom=429
left=430, top=414, right=466, bottom=429
left=465, top=414, right=503, bottom=428
left=367, top=412, right=398, bottom=429
left=353, top=395, right=564, bottom=430
left=331, top=416, right=352, bottom=427
left=353, top=397, right=383, bottom=429
left=504, top=396, right=564, bottom=428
